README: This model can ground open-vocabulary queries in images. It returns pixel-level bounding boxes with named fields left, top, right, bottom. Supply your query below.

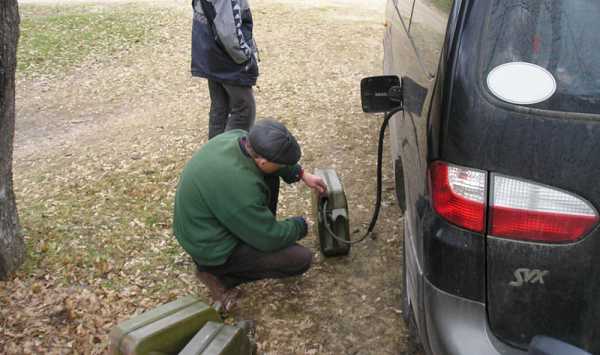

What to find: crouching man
left=173, top=119, right=327, bottom=312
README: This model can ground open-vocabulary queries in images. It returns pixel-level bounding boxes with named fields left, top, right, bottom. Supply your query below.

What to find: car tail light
left=490, top=175, right=599, bottom=242
left=430, top=161, right=487, bottom=233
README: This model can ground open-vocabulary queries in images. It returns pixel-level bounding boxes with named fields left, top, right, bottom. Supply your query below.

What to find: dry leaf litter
left=3, top=1, right=421, bottom=354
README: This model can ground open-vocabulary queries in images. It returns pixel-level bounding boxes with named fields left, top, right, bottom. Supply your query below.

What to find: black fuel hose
left=321, top=112, right=392, bottom=245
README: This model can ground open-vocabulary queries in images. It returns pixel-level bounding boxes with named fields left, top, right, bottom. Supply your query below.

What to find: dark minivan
left=361, top=0, right=600, bottom=354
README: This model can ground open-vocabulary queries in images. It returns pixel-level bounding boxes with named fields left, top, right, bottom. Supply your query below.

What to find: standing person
left=173, top=119, right=327, bottom=312
left=191, top=0, right=259, bottom=139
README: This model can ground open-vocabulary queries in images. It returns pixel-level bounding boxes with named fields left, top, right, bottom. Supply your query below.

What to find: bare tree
left=0, top=0, right=24, bottom=280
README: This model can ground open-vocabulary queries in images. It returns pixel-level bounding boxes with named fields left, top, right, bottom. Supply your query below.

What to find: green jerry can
left=178, top=321, right=256, bottom=355
left=109, top=295, right=220, bottom=355
left=312, top=168, right=351, bottom=257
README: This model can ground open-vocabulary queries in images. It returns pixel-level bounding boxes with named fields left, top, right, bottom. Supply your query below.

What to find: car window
left=481, top=0, right=600, bottom=114
left=392, top=0, right=415, bottom=31
left=409, top=0, right=452, bottom=78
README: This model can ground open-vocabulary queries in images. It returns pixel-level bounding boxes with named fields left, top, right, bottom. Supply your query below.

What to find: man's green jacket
left=173, top=130, right=305, bottom=266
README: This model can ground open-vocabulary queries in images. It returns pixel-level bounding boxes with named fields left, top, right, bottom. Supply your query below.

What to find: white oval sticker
left=486, top=62, right=557, bottom=105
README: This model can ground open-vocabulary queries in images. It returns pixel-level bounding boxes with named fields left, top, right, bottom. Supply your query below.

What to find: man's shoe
left=194, top=270, right=226, bottom=301
left=214, top=288, right=242, bottom=316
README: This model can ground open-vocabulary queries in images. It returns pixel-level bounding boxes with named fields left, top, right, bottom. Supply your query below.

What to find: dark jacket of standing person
left=191, top=0, right=259, bottom=86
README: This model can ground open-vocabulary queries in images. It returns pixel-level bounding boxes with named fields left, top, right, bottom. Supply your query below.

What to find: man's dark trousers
left=195, top=174, right=313, bottom=289
left=207, top=80, right=256, bottom=139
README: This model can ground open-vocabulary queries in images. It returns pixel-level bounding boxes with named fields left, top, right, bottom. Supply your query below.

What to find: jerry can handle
left=321, top=199, right=368, bottom=245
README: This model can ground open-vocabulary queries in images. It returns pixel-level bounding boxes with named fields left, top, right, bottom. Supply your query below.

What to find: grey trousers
left=207, top=80, right=256, bottom=139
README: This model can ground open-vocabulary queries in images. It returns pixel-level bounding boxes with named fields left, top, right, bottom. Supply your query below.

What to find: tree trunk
left=0, top=0, right=24, bottom=280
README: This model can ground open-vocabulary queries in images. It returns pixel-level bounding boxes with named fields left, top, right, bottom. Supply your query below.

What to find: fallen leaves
left=3, top=0, right=416, bottom=354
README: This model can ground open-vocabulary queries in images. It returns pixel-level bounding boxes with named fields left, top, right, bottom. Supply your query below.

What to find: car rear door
left=475, top=1, right=600, bottom=352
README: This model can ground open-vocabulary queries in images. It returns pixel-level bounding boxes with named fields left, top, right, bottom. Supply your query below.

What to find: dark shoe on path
left=195, top=270, right=226, bottom=301
left=213, top=287, right=242, bottom=316
left=195, top=270, right=242, bottom=315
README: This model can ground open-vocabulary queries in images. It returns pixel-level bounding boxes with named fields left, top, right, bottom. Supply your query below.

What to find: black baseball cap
left=248, top=119, right=301, bottom=165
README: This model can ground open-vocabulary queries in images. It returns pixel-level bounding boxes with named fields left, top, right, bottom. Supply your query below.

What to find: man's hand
left=302, top=172, right=327, bottom=195
left=288, top=216, right=308, bottom=240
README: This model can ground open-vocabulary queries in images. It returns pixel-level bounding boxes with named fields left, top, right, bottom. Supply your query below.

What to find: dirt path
left=7, top=1, right=424, bottom=354
left=14, top=0, right=386, bottom=161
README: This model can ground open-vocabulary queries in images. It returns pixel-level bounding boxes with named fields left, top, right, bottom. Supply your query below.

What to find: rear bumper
left=422, top=277, right=526, bottom=355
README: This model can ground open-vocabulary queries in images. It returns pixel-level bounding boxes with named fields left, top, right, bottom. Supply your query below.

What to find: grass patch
left=18, top=4, right=176, bottom=77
